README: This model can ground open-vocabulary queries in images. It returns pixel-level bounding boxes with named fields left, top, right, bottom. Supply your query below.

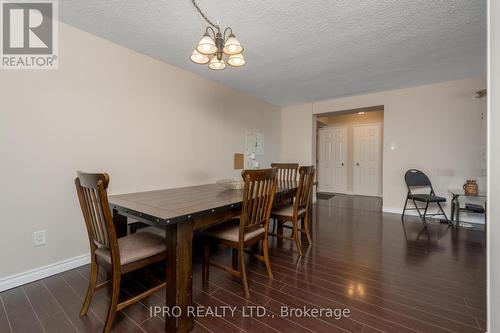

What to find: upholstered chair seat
left=409, top=193, right=446, bottom=203
left=271, top=205, right=306, bottom=219
left=95, top=232, right=166, bottom=265
left=205, top=220, right=265, bottom=242
left=137, top=226, right=166, bottom=237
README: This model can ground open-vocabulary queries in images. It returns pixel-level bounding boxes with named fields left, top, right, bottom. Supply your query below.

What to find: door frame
left=317, top=126, right=348, bottom=193
left=352, top=122, right=383, bottom=197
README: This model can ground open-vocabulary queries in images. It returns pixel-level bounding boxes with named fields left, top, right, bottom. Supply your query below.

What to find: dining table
left=108, top=180, right=307, bottom=332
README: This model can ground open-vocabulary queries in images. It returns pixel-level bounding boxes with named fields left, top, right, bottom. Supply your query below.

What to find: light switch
left=33, top=230, right=46, bottom=247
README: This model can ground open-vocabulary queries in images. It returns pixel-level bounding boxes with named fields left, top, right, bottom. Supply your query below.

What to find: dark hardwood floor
left=0, top=195, right=486, bottom=332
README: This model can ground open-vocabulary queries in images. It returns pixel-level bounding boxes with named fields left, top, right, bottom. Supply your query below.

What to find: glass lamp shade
left=208, top=57, right=226, bottom=70
left=196, top=34, right=217, bottom=55
left=223, top=36, right=243, bottom=55
left=190, top=49, right=210, bottom=64
left=227, top=53, right=245, bottom=67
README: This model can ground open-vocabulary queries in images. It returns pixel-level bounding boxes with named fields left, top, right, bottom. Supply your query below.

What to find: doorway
left=316, top=106, right=383, bottom=197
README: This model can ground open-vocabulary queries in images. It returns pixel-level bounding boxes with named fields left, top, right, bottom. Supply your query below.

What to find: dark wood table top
left=109, top=181, right=297, bottom=226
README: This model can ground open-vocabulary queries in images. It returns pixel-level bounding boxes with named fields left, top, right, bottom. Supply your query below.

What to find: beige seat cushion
left=137, top=226, right=166, bottom=237
left=95, top=232, right=166, bottom=265
left=205, top=221, right=265, bottom=243
left=271, top=204, right=306, bottom=218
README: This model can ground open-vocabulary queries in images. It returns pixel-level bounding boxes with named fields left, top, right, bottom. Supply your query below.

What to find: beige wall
left=282, top=77, right=486, bottom=217
left=0, top=23, right=281, bottom=282
left=281, top=103, right=315, bottom=166
left=489, top=0, right=499, bottom=330
left=318, top=110, right=384, bottom=193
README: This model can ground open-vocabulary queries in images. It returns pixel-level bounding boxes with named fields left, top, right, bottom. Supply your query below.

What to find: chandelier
left=190, top=0, right=245, bottom=70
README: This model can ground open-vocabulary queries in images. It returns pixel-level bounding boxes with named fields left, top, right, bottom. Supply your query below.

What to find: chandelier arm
left=191, top=0, right=219, bottom=28
left=223, top=27, right=233, bottom=40
left=205, top=26, right=216, bottom=38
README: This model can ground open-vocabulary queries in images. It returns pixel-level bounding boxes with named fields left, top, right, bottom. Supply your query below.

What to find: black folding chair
left=402, top=169, right=451, bottom=225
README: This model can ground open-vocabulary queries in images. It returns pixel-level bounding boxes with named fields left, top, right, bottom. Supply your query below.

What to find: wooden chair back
left=75, top=172, right=119, bottom=263
left=239, top=169, right=277, bottom=237
left=271, top=163, right=299, bottom=182
left=294, top=166, right=316, bottom=213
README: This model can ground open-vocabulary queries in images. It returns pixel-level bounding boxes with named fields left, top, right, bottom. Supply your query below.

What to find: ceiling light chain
left=191, top=0, right=218, bottom=28
left=189, top=0, right=245, bottom=70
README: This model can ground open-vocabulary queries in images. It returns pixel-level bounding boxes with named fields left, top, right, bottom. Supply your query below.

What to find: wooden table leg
left=165, top=221, right=193, bottom=333
left=231, top=249, right=238, bottom=268
left=277, top=220, right=283, bottom=245
left=112, top=209, right=128, bottom=237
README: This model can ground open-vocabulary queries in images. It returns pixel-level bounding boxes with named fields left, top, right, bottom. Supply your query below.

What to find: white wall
left=488, top=0, right=499, bottom=330
left=282, top=77, right=486, bottom=218
left=0, top=23, right=281, bottom=283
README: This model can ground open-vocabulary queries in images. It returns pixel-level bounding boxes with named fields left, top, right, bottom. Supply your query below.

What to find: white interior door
left=318, top=127, right=347, bottom=193
left=353, top=124, right=381, bottom=196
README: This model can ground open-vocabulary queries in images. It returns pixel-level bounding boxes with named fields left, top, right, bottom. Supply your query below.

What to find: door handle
left=356, top=163, right=359, bottom=166
left=341, top=162, right=344, bottom=166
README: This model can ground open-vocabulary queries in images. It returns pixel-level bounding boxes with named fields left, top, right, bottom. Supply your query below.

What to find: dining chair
left=271, top=163, right=299, bottom=183
left=202, top=168, right=277, bottom=298
left=270, top=163, right=299, bottom=233
left=75, top=172, right=167, bottom=333
left=269, top=166, right=315, bottom=257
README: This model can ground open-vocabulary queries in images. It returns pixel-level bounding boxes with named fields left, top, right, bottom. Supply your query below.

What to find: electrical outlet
left=33, top=230, right=46, bottom=247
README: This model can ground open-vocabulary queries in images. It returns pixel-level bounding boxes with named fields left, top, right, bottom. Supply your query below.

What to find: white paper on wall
left=245, top=131, right=265, bottom=168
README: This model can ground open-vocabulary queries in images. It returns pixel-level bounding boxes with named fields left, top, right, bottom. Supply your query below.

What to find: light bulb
left=196, top=34, right=217, bottom=55
left=190, top=49, right=210, bottom=64
left=208, top=57, right=226, bottom=70
left=223, top=35, right=243, bottom=55
left=228, top=53, right=245, bottom=67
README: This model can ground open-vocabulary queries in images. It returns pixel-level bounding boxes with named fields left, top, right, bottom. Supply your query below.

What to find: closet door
left=353, top=124, right=381, bottom=196
left=318, top=127, right=347, bottom=193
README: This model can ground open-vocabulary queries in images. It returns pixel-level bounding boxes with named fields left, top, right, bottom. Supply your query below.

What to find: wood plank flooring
left=0, top=195, right=486, bottom=332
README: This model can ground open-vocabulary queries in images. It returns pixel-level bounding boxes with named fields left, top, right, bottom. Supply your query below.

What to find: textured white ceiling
left=59, top=0, right=486, bottom=106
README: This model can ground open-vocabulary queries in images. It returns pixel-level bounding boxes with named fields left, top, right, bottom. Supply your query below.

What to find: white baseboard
left=382, top=207, right=402, bottom=215
left=0, top=253, right=90, bottom=292
left=318, top=190, right=381, bottom=197
left=383, top=206, right=485, bottom=224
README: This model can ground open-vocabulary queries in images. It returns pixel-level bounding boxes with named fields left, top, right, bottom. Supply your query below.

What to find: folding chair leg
left=401, top=197, right=409, bottom=221
left=411, top=198, right=427, bottom=225
left=423, top=202, right=429, bottom=220
left=437, top=202, right=452, bottom=225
